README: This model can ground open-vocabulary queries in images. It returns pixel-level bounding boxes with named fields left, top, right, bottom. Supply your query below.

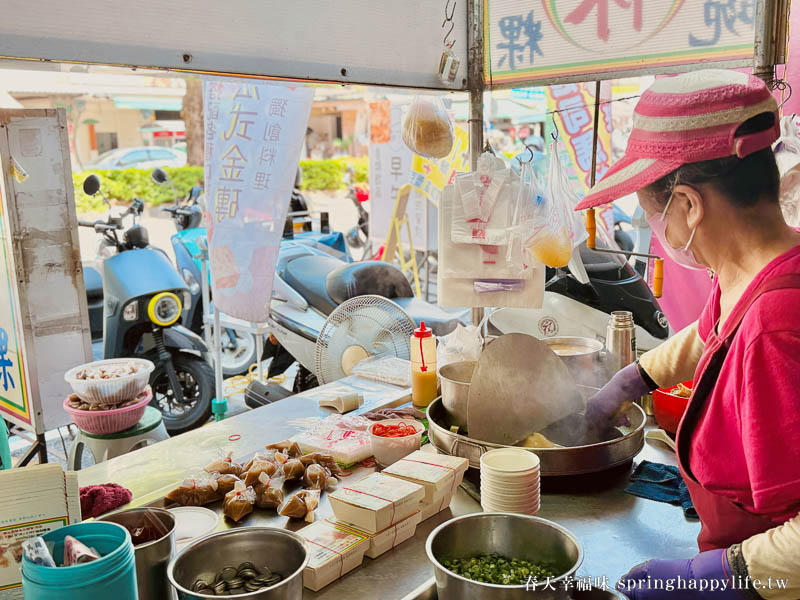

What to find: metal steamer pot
left=427, top=398, right=645, bottom=476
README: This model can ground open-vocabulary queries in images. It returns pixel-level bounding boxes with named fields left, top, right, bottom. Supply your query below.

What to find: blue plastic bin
left=21, top=521, right=138, bottom=600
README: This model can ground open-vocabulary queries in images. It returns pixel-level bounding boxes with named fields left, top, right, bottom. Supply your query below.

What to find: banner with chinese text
left=204, top=80, right=314, bottom=323
left=544, top=82, right=613, bottom=193
left=486, top=0, right=756, bottom=85
left=0, top=189, right=31, bottom=430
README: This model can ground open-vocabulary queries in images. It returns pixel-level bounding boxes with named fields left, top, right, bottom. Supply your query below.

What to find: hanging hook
left=550, top=112, right=560, bottom=141
left=777, top=80, right=793, bottom=111
left=522, top=145, right=535, bottom=164
left=443, top=22, right=456, bottom=48
left=442, top=0, right=457, bottom=48
left=442, top=0, right=456, bottom=26
left=483, top=140, right=496, bottom=156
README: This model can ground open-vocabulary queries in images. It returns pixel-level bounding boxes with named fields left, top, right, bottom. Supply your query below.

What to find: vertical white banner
left=204, top=79, right=314, bottom=323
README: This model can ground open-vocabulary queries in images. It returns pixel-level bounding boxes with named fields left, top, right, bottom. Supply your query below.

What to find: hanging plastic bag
left=450, top=154, right=514, bottom=247
left=402, top=95, right=455, bottom=159
left=521, top=143, right=587, bottom=268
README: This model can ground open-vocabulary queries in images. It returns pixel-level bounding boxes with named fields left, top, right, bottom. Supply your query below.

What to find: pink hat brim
left=575, top=154, right=683, bottom=210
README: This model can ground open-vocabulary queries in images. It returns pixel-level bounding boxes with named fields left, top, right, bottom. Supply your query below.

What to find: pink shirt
left=693, top=244, right=800, bottom=523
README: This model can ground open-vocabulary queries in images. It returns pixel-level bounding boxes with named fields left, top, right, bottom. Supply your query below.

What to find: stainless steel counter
left=78, top=384, right=700, bottom=600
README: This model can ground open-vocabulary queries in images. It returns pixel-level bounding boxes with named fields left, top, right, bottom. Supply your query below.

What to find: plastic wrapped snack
left=303, top=464, right=329, bottom=490
left=299, top=452, right=344, bottom=476
left=254, top=472, right=285, bottom=509
left=211, top=473, right=242, bottom=500
left=243, top=450, right=278, bottom=471
left=204, top=451, right=243, bottom=476
left=266, top=440, right=302, bottom=458
left=223, top=482, right=255, bottom=523
left=278, top=489, right=321, bottom=522
left=166, top=475, right=219, bottom=506
left=282, top=458, right=306, bottom=481
left=243, top=457, right=279, bottom=487
left=402, top=95, right=454, bottom=159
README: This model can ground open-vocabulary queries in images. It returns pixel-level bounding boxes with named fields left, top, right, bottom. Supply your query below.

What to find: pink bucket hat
left=576, top=70, right=780, bottom=210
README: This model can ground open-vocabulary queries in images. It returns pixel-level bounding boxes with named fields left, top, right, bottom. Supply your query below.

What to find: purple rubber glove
left=617, top=549, right=740, bottom=599
left=585, top=363, right=651, bottom=429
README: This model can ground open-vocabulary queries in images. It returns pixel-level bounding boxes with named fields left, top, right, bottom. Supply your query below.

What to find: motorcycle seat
left=326, top=261, right=414, bottom=305
left=282, top=255, right=341, bottom=315
left=83, top=266, right=104, bottom=301
left=392, top=297, right=468, bottom=337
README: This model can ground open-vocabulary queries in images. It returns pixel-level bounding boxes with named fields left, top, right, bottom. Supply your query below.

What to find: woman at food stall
left=576, top=70, right=800, bottom=599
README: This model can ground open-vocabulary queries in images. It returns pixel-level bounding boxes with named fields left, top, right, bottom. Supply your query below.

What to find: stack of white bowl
left=479, top=448, right=541, bottom=515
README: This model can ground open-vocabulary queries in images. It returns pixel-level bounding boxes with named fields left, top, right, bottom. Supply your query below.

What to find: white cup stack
left=479, top=448, right=541, bottom=515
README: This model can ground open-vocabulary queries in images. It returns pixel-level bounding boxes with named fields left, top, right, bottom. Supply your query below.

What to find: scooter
left=344, top=184, right=370, bottom=256
left=261, top=238, right=470, bottom=397
left=80, top=174, right=214, bottom=434
left=151, top=168, right=259, bottom=376
left=488, top=223, right=671, bottom=355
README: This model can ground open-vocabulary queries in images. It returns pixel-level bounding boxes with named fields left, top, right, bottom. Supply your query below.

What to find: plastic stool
left=68, top=406, right=169, bottom=470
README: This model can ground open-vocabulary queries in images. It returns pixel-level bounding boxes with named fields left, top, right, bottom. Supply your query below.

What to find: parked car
left=86, top=146, right=187, bottom=170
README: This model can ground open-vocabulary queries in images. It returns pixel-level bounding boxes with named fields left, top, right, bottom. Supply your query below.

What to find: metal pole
left=200, top=249, right=212, bottom=354
left=255, top=333, right=264, bottom=381
left=468, top=0, right=485, bottom=327
left=590, top=80, right=602, bottom=188
left=753, top=0, right=778, bottom=86
left=213, top=306, right=224, bottom=407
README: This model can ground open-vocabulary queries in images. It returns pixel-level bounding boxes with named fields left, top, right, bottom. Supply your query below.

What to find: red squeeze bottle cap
left=414, top=321, right=432, bottom=338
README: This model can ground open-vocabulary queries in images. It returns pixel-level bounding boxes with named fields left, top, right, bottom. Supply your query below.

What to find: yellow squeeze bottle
left=410, top=321, right=438, bottom=408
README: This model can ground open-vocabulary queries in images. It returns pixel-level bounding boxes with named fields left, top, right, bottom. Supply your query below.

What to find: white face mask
left=646, top=194, right=705, bottom=271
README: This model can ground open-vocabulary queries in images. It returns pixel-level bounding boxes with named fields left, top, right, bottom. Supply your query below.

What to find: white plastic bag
left=519, top=143, right=587, bottom=268
left=437, top=324, right=483, bottom=369
left=402, top=95, right=455, bottom=159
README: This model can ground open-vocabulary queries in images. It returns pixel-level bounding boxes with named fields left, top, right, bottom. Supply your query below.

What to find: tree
left=182, top=77, right=204, bottom=166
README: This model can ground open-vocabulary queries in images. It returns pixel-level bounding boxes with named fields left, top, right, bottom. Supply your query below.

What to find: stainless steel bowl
left=167, top=528, right=308, bottom=600
left=541, top=336, right=606, bottom=389
left=439, top=361, right=476, bottom=430
left=99, top=507, right=175, bottom=600
left=426, top=513, right=583, bottom=600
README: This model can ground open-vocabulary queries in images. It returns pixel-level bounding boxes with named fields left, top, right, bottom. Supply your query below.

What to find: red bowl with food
left=652, top=381, right=692, bottom=434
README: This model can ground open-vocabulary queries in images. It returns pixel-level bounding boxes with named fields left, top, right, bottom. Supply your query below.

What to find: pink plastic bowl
left=63, top=386, right=152, bottom=435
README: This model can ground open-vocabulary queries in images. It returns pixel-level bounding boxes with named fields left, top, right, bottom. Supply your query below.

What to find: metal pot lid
left=467, top=334, right=586, bottom=446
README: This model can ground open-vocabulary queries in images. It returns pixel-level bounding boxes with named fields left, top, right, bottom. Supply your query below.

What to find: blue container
left=22, top=521, right=138, bottom=600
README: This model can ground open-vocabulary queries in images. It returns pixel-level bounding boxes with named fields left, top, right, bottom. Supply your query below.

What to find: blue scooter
left=151, top=168, right=258, bottom=376
left=80, top=174, right=214, bottom=434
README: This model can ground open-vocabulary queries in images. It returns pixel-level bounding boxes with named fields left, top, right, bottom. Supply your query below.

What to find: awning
left=113, top=95, right=182, bottom=110
left=0, top=91, right=23, bottom=109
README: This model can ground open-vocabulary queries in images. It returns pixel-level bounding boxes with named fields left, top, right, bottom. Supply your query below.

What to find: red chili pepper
left=372, top=422, right=419, bottom=438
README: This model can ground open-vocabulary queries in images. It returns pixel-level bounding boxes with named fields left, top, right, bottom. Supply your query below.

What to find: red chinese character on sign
left=259, top=146, right=277, bottom=167
left=264, top=123, right=282, bottom=143
left=220, top=145, right=247, bottom=182
left=222, top=104, right=256, bottom=141
left=215, top=187, right=240, bottom=221
left=269, top=99, right=288, bottom=117
left=254, top=172, right=271, bottom=190
left=565, top=0, right=642, bottom=42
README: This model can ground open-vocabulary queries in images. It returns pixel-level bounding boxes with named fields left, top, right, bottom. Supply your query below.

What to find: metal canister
left=606, top=311, right=636, bottom=373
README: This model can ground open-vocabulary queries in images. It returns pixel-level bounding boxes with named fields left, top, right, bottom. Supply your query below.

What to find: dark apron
left=676, top=273, right=800, bottom=551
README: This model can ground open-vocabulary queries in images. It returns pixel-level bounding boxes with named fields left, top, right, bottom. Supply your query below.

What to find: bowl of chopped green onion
left=426, top=513, right=582, bottom=599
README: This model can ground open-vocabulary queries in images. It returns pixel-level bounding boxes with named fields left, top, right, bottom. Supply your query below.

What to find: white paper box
left=299, top=520, right=368, bottom=591
left=420, top=490, right=455, bottom=521
left=328, top=511, right=422, bottom=559
left=383, top=451, right=468, bottom=504
left=328, top=472, right=424, bottom=534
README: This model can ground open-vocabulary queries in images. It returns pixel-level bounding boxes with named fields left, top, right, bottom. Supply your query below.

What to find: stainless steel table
left=78, top=389, right=700, bottom=600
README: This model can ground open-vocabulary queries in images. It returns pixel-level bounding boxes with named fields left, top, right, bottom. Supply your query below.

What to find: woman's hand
left=617, top=549, right=740, bottom=599
left=585, top=363, right=651, bottom=429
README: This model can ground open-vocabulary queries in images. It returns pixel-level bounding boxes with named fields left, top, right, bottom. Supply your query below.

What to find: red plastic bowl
left=652, top=381, right=692, bottom=434
left=63, top=386, right=152, bottom=435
